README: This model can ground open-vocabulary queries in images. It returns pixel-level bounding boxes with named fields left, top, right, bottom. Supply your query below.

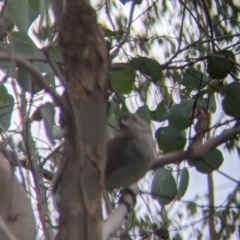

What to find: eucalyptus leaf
left=29, top=0, right=40, bottom=11
left=102, top=27, right=124, bottom=38
left=182, top=67, right=208, bottom=90
left=10, top=32, right=40, bottom=57
left=7, top=0, right=39, bottom=32
left=136, top=105, right=151, bottom=125
left=187, top=202, right=197, bottom=216
left=110, top=64, right=135, bottom=94
left=47, top=46, right=63, bottom=62
left=155, top=127, right=186, bottom=153
left=151, top=167, right=177, bottom=206
left=132, top=57, right=162, bottom=83
left=17, top=68, right=43, bottom=94
left=177, top=168, right=189, bottom=199
left=168, top=100, right=194, bottom=130
left=52, top=126, right=65, bottom=140
left=40, top=102, right=56, bottom=145
left=189, top=148, right=224, bottom=173
left=0, top=86, right=14, bottom=131
left=207, top=50, right=236, bottom=79
left=222, top=82, right=240, bottom=117
left=151, top=98, right=170, bottom=122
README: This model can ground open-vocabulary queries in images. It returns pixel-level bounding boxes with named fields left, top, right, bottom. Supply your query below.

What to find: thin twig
left=0, top=53, right=64, bottom=107
left=201, top=0, right=215, bottom=52
left=40, top=143, right=63, bottom=167
left=162, top=33, right=240, bottom=68
left=42, top=48, right=66, bottom=87
left=110, top=1, right=136, bottom=61
left=178, top=0, right=209, bottom=37
left=19, top=92, right=53, bottom=240
left=105, top=0, right=117, bottom=35
left=177, top=0, right=186, bottom=52
left=132, top=0, right=158, bottom=23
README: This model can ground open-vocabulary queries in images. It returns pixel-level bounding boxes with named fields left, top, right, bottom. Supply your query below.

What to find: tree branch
left=19, top=92, right=53, bottom=240
left=0, top=217, right=17, bottom=240
left=103, top=184, right=139, bottom=240
left=207, top=173, right=217, bottom=239
left=152, top=122, right=240, bottom=168
left=0, top=53, right=64, bottom=107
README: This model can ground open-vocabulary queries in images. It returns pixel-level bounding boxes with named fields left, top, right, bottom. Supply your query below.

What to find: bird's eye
left=132, top=115, right=137, bottom=121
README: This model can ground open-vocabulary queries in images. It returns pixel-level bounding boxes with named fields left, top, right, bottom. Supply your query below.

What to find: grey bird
left=105, top=113, right=155, bottom=190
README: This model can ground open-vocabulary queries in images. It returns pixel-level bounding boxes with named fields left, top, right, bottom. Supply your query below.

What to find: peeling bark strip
left=55, top=0, right=108, bottom=239
left=59, top=0, right=108, bottom=98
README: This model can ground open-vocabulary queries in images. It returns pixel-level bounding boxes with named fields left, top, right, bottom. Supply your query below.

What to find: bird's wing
left=106, top=137, right=128, bottom=175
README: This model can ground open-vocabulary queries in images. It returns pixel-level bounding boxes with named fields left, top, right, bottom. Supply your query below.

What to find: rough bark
left=47, top=0, right=63, bottom=26
left=0, top=152, right=36, bottom=240
left=0, top=1, right=13, bottom=41
left=53, top=0, right=108, bottom=239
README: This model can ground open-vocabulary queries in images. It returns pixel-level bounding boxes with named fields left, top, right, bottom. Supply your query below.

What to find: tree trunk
left=53, top=0, right=108, bottom=239
left=0, top=152, right=36, bottom=240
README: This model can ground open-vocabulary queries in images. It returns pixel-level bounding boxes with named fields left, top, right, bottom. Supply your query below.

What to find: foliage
left=0, top=0, right=239, bottom=239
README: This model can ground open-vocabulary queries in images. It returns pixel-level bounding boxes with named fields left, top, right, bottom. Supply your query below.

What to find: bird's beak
left=119, top=116, right=129, bottom=129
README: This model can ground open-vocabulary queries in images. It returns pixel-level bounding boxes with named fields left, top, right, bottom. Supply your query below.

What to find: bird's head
left=118, top=113, right=151, bottom=137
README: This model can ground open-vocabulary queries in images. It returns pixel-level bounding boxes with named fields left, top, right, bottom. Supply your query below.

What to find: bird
left=105, top=113, right=155, bottom=190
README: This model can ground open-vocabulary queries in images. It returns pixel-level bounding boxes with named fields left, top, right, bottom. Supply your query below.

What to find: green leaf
left=207, top=79, right=224, bottom=95
left=17, top=68, right=55, bottom=94
left=110, top=64, right=135, bottom=94
left=17, top=69, right=39, bottom=94
left=155, top=127, right=186, bottom=153
left=192, top=90, right=217, bottom=113
left=0, top=42, right=15, bottom=75
left=168, top=100, right=194, bottom=130
left=40, top=102, right=56, bottom=145
left=151, top=167, right=177, bottom=206
left=47, top=46, right=63, bottom=62
left=0, top=86, right=14, bottom=131
left=189, top=148, right=224, bottom=173
left=136, top=105, right=151, bottom=125
left=0, top=85, right=9, bottom=103
left=136, top=81, right=151, bottom=102
left=10, top=32, right=40, bottom=57
left=172, top=233, right=183, bottom=240
left=0, top=33, right=40, bottom=58
left=151, top=98, right=170, bottom=122
left=33, top=61, right=52, bottom=74
left=187, top=202, right=197, bottom=216
left=207, top=50, right=236, bottom=79
left=182, top=67, right=208, bottom=90
left=45, top=72, right=55, bottom=88
left=132, top=57, right=162, bottom=83
left=102, top=27, right=124, bottom=38
left=177, top=168, right=189, bottom=199
left=7, top=0, right=39, bottom=32
left=35, top=25, right=51, bottom=41
left=222, top=82, right=240, bottom=117
left=17, top=68, right=30, bottom=89
left=32, top=107, right=42, bottom=121
left=52, top=126, right=65, bottom=140
left=222, top=98, right=239, bottom=119
left=28, top=0, right=40, bottom=11
left=0, top=43, right=13, bottom=62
